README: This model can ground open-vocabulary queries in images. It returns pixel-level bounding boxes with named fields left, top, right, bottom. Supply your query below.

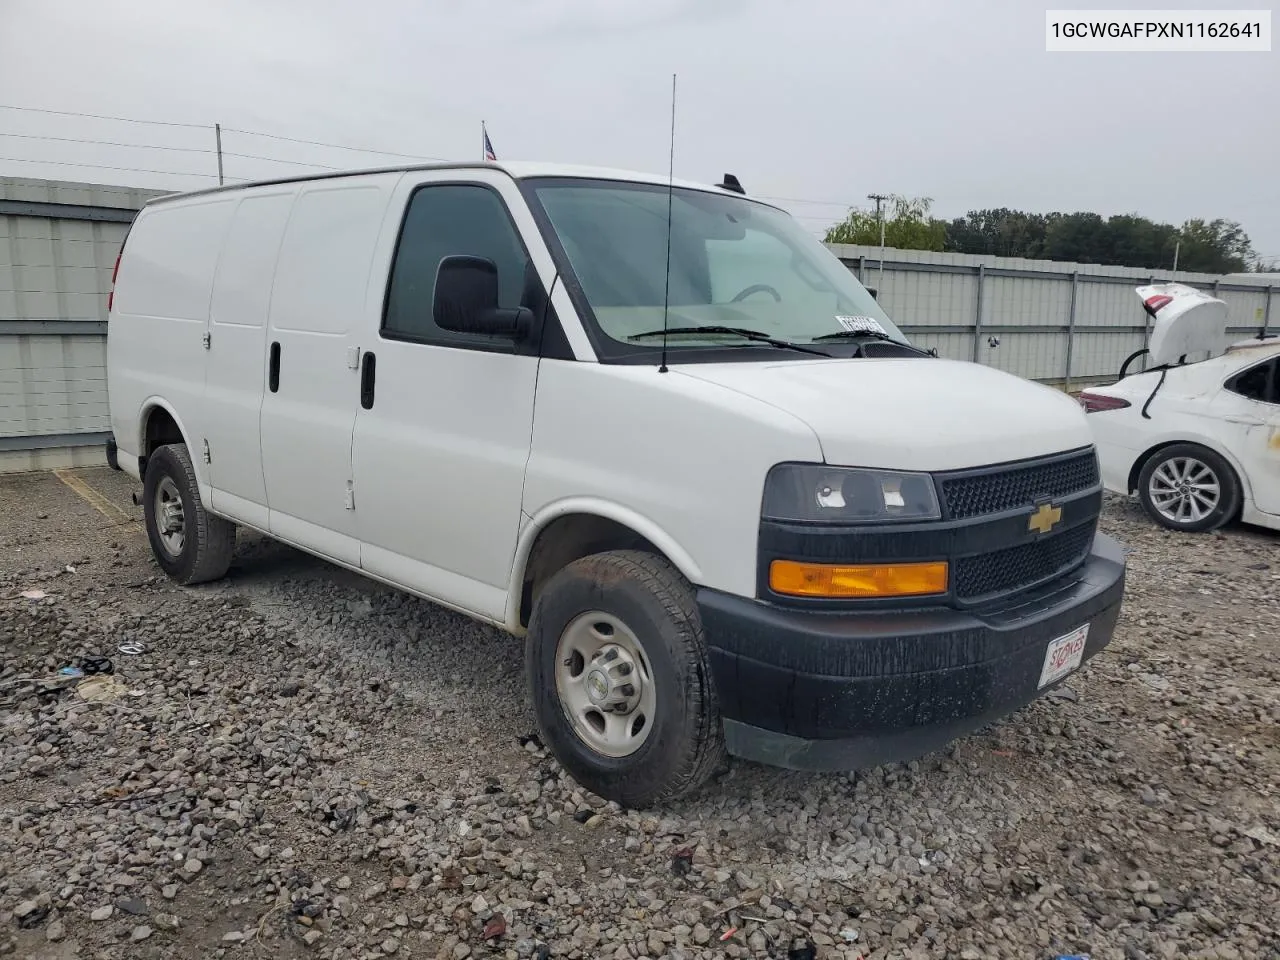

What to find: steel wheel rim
left=1149, top=456, right=1220, bottom=525
left=154, top=476, right=186, bottom=556
left=554, top=611, right=656, bottom=758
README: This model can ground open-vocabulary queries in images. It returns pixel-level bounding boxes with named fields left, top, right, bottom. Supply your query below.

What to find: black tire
left=143, top=442, right=236, bottom=584
left=1136, top=443, right=1240, bottom=533
left=525, top=550, right=726, bottom=809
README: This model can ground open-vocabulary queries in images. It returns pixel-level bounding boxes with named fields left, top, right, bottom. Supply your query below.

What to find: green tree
left=942, top=207, right=1254, bottom=272
left=1104, top=215, right=1178, bottom=269
left=825, top=195, right=946, bottom=251
left=1042, top=213, right=1109, bottom=263
left=1175, top=218, right=1253, bottom=274
left=946, top=208, right=1051, bottom=258
left=826, top=195, right=1257, bottom=272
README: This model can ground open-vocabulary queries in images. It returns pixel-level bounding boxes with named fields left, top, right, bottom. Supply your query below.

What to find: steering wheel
left=730, top=283, right=782, bottom=303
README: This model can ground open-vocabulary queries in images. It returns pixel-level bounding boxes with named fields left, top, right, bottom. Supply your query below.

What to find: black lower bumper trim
left=699, top=532, right=1126, bottom=771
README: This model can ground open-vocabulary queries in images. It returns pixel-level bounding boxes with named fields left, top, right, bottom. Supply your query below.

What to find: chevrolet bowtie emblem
left=1028, top=502, right=1063, bottom=535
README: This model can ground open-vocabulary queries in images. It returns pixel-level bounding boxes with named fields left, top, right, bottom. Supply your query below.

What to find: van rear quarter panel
left=107, top=197, right=238, bottom=478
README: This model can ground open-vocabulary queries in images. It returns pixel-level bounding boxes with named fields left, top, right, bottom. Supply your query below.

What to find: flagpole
left=481, top=121, right=485, bottom=161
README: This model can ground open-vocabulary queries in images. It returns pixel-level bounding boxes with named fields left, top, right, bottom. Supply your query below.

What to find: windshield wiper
left=811, top=329, right=933, bottom=355
left=812, top=328, right=902, bottom=344
left=628, top=325, right=830, bottom=357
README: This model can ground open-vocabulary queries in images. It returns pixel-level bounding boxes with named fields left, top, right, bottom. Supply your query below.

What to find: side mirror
left=433, top=255, right=531, bottom=339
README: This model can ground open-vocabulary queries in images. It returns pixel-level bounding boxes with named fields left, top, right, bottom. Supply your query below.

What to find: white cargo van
left=105, top=162, right=1127, bottom=807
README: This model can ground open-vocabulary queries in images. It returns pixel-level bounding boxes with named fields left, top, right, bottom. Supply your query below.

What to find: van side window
left=383, top=184, right=529, bottom=346
left=1227, top=358, right=1277, bottom=405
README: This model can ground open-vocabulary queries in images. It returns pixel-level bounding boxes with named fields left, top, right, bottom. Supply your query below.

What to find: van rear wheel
left=525, top=550, right=725, bottom=809
left=143, top=442, right=236, bottom=584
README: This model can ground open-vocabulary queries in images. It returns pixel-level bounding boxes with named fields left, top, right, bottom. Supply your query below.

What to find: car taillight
left=1078, top=391, right=1131, bottom=413
left=107, top=248, right=123, bottom=312
left=1142, top=293, right=1172, bottom=317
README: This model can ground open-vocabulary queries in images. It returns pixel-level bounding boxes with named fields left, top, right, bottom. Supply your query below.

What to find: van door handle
left=268, top=341, right=281, bottom=393
left=360, top=351, right=376, bottom=410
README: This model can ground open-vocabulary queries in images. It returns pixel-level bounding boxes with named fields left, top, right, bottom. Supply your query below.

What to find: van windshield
left=524, top=178, right=911, bottom=359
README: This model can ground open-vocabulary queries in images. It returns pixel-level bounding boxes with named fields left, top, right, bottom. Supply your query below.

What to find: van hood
left=675, top=357, right=1093, bottom=471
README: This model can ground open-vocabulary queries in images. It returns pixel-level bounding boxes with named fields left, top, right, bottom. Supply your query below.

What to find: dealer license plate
left=1038, top=623, right=1090, bottom=689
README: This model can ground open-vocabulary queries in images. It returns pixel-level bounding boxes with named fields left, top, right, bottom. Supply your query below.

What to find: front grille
left=953, top=522, right=1094, bottom=601
left=939, top=449, right=1099, bottom=520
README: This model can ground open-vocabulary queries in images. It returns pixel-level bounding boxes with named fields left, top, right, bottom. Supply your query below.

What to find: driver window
left=383, top=183, right=528, bottom=345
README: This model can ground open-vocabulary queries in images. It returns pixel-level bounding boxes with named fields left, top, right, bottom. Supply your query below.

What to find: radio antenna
left=659, top=73, right=676, bottom=374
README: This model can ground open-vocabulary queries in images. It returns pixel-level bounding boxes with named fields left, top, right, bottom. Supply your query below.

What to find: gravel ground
left=2, top=465, right=1278, bottom=960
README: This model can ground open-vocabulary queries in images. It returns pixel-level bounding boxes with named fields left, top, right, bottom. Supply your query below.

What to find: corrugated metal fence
left=833, top=243, right=1274, bottom=388
left=1, top=177, right=1275, bottom=471
left=1, top=177, right=167, bottom=471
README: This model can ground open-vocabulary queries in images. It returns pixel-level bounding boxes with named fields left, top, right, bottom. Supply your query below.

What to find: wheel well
left=519, top=514, right=661, bottom=629
left=1127, top=442, right=1183, bottom=494
left=141, top=407, right=184, bottom=476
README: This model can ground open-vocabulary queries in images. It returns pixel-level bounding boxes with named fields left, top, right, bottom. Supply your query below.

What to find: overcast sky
left=1, top=0, right=1276, bottom=261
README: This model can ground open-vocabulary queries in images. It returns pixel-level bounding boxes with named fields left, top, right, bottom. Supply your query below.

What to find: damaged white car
left=1079, top=282, right=1280, bottom=533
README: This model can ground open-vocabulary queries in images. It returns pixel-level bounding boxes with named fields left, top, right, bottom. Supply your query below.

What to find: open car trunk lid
left=1137, top=282, right=1228, bottom=367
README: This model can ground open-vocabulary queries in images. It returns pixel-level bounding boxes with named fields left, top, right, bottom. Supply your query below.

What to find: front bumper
left=698, top=531, right=1126, bottom=771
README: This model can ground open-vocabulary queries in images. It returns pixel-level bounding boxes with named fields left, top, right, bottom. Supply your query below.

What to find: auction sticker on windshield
left=835, top=315, right=887, bottom=335
left=1039, top=623, right=1090, bottom=689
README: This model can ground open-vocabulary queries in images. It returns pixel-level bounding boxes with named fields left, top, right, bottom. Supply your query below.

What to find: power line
left=0, top=103, right=448, bottom=162
left=0, top=155, right=235, bottom=180
left=13, top=100, right=1265, bottom=249
left=0, top=103, right=207, bottom=130
left=221, top=126, right=446, bottom=162
left=0, top=132, right=212, bottom=154
left=0, top=102, right=874, bottom=211
left=222, top=151, right=342, bottom=171
left=759, top=194, right=860, bottom=208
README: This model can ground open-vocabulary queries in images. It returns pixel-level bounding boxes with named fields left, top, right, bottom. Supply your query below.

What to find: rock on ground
left=1, top=470, right=1278, bottom=960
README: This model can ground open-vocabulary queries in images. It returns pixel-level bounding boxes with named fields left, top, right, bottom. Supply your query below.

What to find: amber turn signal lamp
left=768, top=560, right=948, bottom=598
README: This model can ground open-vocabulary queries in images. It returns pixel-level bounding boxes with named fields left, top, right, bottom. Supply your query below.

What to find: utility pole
left=214, top=123, right=224, bottom=185
left=867, top=193, right=889, bottom=295
left=1172, top=239, right=1180, bottom=276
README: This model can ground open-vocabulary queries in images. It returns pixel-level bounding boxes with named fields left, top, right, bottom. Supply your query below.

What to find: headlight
left=761, top=464, right=941, bottom=523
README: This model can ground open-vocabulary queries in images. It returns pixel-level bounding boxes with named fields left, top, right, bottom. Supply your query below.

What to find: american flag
left=483, top=125, right=496, bottom=162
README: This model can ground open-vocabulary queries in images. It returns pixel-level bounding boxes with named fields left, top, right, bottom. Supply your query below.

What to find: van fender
left=504, top=497, right=706, bottom=632
left=138, top=397, right=212, bottom=504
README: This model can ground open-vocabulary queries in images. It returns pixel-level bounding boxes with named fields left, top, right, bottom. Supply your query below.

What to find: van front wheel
left=143, top=442, right=236, bottom=585
left=525, top=550, right=725, bottom=809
